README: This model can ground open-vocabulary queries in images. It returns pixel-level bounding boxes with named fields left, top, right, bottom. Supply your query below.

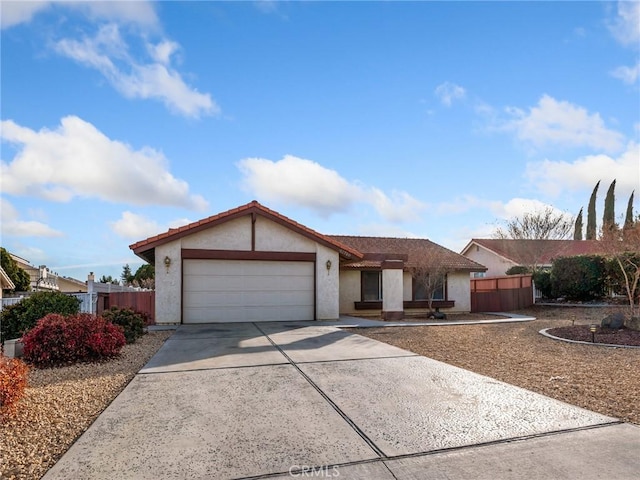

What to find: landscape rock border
left=539, top=328, right=640, bottom=349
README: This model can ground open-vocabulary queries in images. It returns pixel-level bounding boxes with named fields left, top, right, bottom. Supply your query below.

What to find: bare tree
left=493, top=207, right=575, bottom=272
left=600, top=221, right=640, bottom=327
left=494, top=207, right=574, bottom=240
left=407, top=248, right=451, bottom=315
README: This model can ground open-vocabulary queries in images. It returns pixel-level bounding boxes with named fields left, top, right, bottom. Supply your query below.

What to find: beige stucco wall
left=154, top=214, right=341, bottom=323
left=155, top=240, right=182, bottom=324
left=447, top=271, right=472, bottom=312
left=382, top=269, right=403, bottom=313
left=57, top=277, right=88, bottom=293
left=338, top=270, right=361, bottom=315
left=182, top=216, right=251, bottom=250
left=255, top=217, right=316, bottom=252
left=463, top=245, right=515, bottom=277
left=315, top=245, right=339, bottom=320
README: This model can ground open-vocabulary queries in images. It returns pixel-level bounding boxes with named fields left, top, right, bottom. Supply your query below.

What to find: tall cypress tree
left=602, top=179, right=616, bottom=235
left=624, top=191, right=635, bottom=230
left=573, top=207, right=583, bottom=240
left=586, top=180, right=600, bottom=240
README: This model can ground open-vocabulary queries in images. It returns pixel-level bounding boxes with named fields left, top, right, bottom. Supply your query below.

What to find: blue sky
left=1, top=1, right=639, bottom=282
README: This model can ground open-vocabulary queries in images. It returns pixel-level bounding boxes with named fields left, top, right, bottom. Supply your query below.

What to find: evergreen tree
left=586, top=180, right=600, bottom=240
left=573, top=208, right=583, bottom=240
left=0, top=247, right=31, bottom=291
left=602, top=179, right=616, bottom=235
left=99, top=275, right=120, bottom=285
left=624, top=191, right=635, bottom=230
left=121, top=264, right=134, bottom=285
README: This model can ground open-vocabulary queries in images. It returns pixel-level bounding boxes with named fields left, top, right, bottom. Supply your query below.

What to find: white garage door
left=183, top=259, right=315, bottom=323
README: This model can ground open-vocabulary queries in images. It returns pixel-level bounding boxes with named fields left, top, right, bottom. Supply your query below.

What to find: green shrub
left=505, top=266, right=531, bottom=275
left=0, top=291, right=81, bottom=343
left=0, top=355, right=29, bottom=417
left=101, top=307, right=145, bottom=344
left=22, top=313, right=126, bottom=367
left=550, top=255, right=606, bottom=301
left=532, top=270, right=554, bottom=299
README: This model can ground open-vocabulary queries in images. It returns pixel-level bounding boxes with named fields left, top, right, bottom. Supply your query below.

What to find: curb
left=539, top=328, right=640, bottom=349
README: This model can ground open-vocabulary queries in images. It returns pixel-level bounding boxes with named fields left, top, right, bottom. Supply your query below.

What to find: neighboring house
left=10, top=254, right=60, bottom=291
left=0, top=266, right=16, bottom=299
left=461, top=239, right=604, bottom=277
left=130, top=201, right=486, bottom=324
left=57, top=275, right=88, bottom=293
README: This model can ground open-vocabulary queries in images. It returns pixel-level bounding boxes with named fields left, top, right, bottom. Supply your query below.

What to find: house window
left=473, top=272, right=485, bottom=278
left=362, top=271, right=383, bottom=301
left=413, top=275, right=445, bottom=301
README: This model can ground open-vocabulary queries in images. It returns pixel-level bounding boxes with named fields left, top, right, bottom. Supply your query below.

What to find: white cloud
left=489, top=198, right=568, bottom=221
left=55, top=24, right=217, bottom=118
left=368, top=188, right=426, bottom=222
left=237, top=154, right=425, bottom=222
left=434, top=82, right=466, bottom=107
left=110, top=212, right=161, bottom=240
left=148, top=40, right=180, bottom=65
left=237, top=155, right=362, bottom=216
left=110, top=211, right=193, bottom=240
left=0, top=1, right=50, bottom=29
left=1, top=1, right=158, bottom=30
left=525, top=141, right=640, bottom=197
left=1, top=116, right=208, bottom=210
left=3, top=1, right=212, bottom=117
left=0, top=198, right=64, bottom=238
left=610, top=61, right=640, bottom=85
left=502, top=95, right=625, bottom=152
left=73, top=1, right=158, bottom=28
left=608, top=1, right=640, bottom=47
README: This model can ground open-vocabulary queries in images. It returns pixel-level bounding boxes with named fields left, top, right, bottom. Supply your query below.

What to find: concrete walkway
left=44, top=322, right=640, bottom=480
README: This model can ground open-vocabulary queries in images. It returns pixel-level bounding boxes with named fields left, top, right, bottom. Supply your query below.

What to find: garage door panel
left=183, top=259, right=315, bottom=323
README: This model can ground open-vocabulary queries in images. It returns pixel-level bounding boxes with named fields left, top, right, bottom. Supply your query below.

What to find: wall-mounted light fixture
left=325, top=259, right=332, bottom=273
left=164, top=256, right=171, bottom=273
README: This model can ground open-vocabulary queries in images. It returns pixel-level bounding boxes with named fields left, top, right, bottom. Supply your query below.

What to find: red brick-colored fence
left=470, top=275, right=533, bottom=313
left=100, top=291, right=155, bottom=325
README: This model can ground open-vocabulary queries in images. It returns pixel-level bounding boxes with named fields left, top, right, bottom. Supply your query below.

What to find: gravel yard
left=356, top=305, right=640, bottom=426
left=0, top=330, right=173, bottom=480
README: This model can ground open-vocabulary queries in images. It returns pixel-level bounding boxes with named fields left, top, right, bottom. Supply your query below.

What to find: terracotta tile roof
left=329, top=235, right=487, bottom=271
left=130, top=201, right=363, bottom=262
left=466, top=239, right=605, bottom=265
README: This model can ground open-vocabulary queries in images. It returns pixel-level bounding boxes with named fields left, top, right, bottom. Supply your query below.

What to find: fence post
left=87, top=272, right=96, bottom=315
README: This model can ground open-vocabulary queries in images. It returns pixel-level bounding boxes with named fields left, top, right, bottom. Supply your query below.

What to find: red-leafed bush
left=0, top=355, right=29, bottom=416
left=22, top=313, right=126, bottom=367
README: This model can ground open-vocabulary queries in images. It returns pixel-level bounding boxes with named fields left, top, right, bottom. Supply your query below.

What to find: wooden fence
left=101, top=291, right=155, bottom=325
left=470, top=275, right=533, bottom=313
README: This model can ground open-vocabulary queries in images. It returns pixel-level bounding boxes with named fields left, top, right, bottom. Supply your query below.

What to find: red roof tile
left=330, top=235, right=487, bottom=271
left=130, top=201, right=363, bottom=262
left=465, top=239, right=605, bottom=265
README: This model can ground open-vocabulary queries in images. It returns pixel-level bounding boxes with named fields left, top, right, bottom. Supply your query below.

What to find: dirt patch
left=0, top=330, right=173, bottom=480
left=547, top=325, right=640, bottom=346
left=355, top=306, right=640, bottom=426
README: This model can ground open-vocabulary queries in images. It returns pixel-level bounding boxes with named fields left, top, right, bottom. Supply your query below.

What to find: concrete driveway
left=45, top=322, right=640, bottom=479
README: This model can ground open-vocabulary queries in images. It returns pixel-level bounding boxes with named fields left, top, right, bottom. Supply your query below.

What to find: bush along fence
left=2, top=279, right=154, bottom=323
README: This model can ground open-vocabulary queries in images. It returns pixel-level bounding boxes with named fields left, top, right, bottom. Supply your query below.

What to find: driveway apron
left=44, top=322, right=640, bottom=480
